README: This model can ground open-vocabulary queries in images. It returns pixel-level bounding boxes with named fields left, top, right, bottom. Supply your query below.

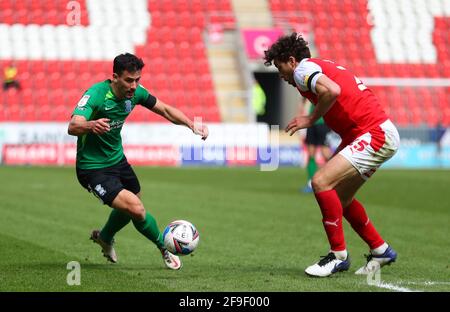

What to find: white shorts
left=339, top=119, right=400, bottom=180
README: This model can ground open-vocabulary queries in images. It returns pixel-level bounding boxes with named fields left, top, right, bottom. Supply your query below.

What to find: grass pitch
left=0, top=166, right=449, bottom=292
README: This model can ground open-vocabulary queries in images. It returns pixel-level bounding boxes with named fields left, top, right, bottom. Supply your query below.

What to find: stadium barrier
left=0, top=123, right=449, bottom=168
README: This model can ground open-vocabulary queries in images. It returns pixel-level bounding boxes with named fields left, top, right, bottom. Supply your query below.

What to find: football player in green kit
left=68, top=53, right=209, bottom=270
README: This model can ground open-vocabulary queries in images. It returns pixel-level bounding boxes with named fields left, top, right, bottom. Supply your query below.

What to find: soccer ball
left=163, top=220, right=199, bottom=256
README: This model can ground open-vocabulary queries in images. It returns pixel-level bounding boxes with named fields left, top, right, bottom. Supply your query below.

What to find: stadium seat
left=268, top=0, right=449, bottom=126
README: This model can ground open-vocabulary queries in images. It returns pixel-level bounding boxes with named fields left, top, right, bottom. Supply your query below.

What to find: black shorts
left=305, top=123, right=330, bottom=146
left=76, top=157, right=141, bottom=206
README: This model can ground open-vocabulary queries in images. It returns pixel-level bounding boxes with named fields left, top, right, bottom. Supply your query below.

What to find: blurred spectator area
left=0, top=0, right=448, bottom=127
left=0, top=0, right=229, bottom=122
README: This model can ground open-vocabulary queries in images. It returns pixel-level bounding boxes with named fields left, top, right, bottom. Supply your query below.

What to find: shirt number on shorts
left=351, top=139, right=369, bottom=153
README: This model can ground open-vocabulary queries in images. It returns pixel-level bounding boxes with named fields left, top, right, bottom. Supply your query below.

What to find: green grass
left=0, top=166, right=449, bottom=292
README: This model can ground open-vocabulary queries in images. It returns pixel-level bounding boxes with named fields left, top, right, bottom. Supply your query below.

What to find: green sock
left=307, top=156, right=318, bottom=181
left=132, top=211, right=165, bottom=249
left=100, top=209, right=131, bottom=244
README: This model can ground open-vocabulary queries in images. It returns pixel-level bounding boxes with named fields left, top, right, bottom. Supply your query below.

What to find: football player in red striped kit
left=264, top=33, right=399, bottom=277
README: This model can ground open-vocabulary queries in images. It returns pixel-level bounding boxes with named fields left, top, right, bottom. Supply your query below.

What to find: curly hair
left=264, top=32, right=311, bottom=66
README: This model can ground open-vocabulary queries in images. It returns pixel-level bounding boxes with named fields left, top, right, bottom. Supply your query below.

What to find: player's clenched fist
left=91, top=118, right=110, bottom=135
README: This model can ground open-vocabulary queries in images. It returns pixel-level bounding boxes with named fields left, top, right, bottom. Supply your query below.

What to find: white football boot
left=160, top=248, right=182, bottom=270
left=355, top=246, right=397, bottom=275
left=90, top=230, right=117, bottom=263
left=305, top=252, right=351, bottom=277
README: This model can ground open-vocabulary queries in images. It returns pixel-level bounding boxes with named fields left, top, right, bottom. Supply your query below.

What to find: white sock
left=371, top=242, right=388, bottom=255
left=332, top=250, right=348, bottom=260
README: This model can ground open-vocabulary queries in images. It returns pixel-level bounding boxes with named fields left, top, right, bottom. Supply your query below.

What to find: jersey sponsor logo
left=77, top=95, right=90, bottom=107
left=110, top=120, right=124, bottom=129
left=124, top=100, right=132, bottom=113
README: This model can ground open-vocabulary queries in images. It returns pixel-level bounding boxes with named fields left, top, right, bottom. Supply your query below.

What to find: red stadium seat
left=48, top=72, right=62, bottom=90
left=6, top=104, right=23, bottom=121
left=22, top=104, right=37, bottom=121
left=53, top=104, right=70, bottom=121
left=4, top=88, right=21, bottom=107
left=179, top=12, right=194, bottom=28
left=0, top=1, right=226, bottom=122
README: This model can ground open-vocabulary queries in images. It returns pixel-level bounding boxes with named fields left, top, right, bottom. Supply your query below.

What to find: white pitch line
left=399, top=281, right=450, bottom=286
left=371, top=281, right=421, bottom=292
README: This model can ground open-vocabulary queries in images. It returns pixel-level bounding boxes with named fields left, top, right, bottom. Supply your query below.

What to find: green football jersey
left=72, top=80, right=156, bottom=169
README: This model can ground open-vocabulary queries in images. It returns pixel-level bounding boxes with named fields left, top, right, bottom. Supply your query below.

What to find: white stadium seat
left=368, top=0, right=449, bottom=64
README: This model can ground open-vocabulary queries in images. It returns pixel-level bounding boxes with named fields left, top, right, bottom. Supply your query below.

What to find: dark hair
left=113, top=53, right=145, bottom=75
left=264, top=32, right=311, bottom=66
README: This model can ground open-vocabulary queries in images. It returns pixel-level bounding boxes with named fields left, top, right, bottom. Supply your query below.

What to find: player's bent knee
left=311, top=173, right=330, bottom=193
left=128, top=202, right=146, bottom=220
left=136, top=207, right=146, bottom=221
left=112, top=190, right=145, bottom=220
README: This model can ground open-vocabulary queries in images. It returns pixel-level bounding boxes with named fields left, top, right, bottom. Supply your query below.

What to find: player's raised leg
left=111, top=189, right=182, bottom=270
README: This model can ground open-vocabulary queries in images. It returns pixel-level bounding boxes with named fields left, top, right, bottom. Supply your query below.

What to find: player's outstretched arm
left=68, top=115, right=110, bottom=136
left=151, top=100, right=209, bottom=140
